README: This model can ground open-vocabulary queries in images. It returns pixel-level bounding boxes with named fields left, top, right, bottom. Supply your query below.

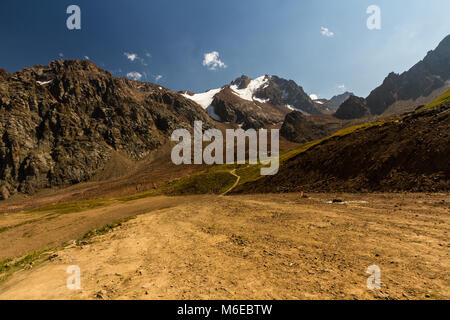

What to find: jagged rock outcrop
left=0, top=69, right=10, bottom=81
left=335, top=95, right=371, bottom=120
left=231, top=75, right=251, bottom=89
left=366, top=34, right=450, bottom=115
left=253, top=76, right=320, bottom=115
left=0, top=60, right=213, bottom=197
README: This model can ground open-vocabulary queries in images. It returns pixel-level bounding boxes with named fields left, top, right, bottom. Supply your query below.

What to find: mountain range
left=182, top=35, right=450, bottom=133
left=1, top=34, right=449, bottom=198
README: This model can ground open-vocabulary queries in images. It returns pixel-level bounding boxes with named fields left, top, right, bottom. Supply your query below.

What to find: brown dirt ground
left=0, top=193, right=448, bottom=300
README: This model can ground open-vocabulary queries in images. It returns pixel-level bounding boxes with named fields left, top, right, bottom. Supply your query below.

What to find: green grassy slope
left=422, top=89, right=450, bottom=110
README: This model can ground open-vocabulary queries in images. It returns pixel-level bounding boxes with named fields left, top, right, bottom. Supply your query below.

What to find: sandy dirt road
left=0, top=193, right=448, bottom=300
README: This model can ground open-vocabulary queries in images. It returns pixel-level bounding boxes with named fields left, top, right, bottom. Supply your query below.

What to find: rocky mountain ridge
left=0, top=60, right=214, bottom=198
left=366, top=34, right=450, bottom=115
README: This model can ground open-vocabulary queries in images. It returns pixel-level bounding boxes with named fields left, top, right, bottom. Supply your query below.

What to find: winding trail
left=221, top=169, right=241, bottom=196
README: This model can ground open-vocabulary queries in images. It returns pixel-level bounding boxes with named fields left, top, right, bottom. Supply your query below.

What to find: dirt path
left=0, top=193, right=448, bottom=300
left=0, top=196, right=204, bottom=260
left=221, top=170, right=241, bottom=196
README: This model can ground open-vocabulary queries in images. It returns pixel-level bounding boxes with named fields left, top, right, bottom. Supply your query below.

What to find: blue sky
left=0, top=0, right=449, bottom=99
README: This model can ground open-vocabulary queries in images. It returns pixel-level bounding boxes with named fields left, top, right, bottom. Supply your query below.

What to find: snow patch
left=230, top=75, right=270, bottom=102
left=286, top=104, right=309, bottom=115
left=183, top=88, right=224, bottom=121
left=182, top=88, right=222, bottom=109
left=37, top=79, right=53, bottom=86
left=253, top=97, right=269, bottom=104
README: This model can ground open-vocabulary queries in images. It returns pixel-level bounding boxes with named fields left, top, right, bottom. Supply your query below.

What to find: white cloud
left=126, top=72, right=143, bottom=81
left=321, top=27, right=334, bottom=37
left=155, top=75, right=163, bottom=82
left=338, top=84, right=346, bottom=91
left=58, top=53, right=64, bottom=58
left=309, top=94, right=319, bottom=100
left=125, top=52, right=150, bottom=66
left=202, top=51, right=227, bottom=70
left=124, top=52, right=138, bottom=62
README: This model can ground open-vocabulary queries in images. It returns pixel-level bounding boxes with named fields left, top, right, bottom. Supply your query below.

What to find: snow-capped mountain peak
left=181, top=74, right=322, bottom=129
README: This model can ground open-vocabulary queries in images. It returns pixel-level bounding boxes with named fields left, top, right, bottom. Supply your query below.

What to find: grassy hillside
left=235, top=119, right=390, bottom=186
left=118, top=166, right=238, bottom=201
left=158, top=170, right=237, bottom=196
left=423, top=89, right=450, bottom=110
left=233, top=103, right=449, bottom=194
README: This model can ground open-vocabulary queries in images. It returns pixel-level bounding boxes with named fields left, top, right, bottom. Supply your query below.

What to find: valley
left=0, top=27, right=449, bottom=302
left=0, top=192, right=448, bottom=300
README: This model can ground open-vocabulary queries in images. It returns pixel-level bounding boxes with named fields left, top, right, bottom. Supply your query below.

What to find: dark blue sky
left=1, top=0, right=449, bottom=98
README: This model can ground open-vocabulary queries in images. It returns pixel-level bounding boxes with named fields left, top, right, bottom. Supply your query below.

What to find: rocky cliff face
left=253, top=76, right=320, bottom=115
left=0, top=60, right=213, bottom=198
left=211, top=87, right=287, bottom=129
left=366, top=34, right=450, bottom=115
left=335, top=95, right=371, bottom=120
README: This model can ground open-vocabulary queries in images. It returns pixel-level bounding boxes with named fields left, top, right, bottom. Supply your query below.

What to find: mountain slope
left=280, top=111, right=345, bottom=144
left=423, top=88, right=450, bottom=110
left=233, top=102, right=450, bottom=193
left=366, top=34, right=450, bottom=115
left=307, top=92, right=354, bottom=115
left=334, top=95, right=371, bottom=120
left=330, top=91, right=354, bottom=109
left=0, top=60, right=214, bottom=198
left=255, top=75, right=320, bottom=114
